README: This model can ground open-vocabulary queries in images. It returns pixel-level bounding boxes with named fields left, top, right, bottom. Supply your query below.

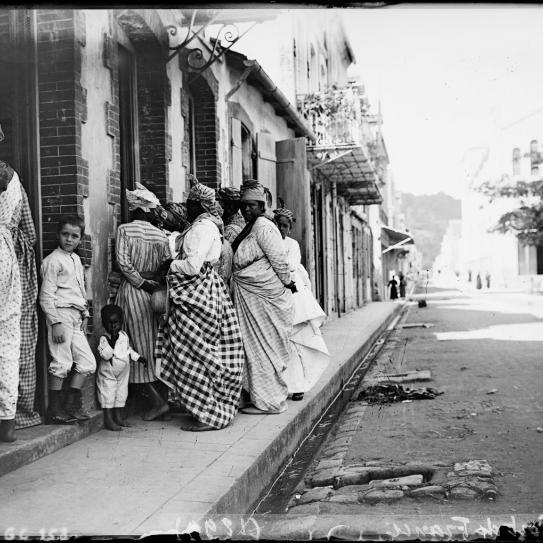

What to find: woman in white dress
left=273, top=207, right=330, bottom=401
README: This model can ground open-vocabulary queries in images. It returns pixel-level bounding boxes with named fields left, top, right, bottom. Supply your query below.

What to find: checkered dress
left=11, top=187, right=41, bottom=428
left=156, top=263, right=244, bottom=429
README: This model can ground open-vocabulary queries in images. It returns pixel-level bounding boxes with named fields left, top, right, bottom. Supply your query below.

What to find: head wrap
left=187, top=180, right=216, bottom=214
left=240, top=179, right=268, bottom=203
left=126, top=182, right=160, bottom=212
left=217, top=187, right=241, bottom=202
left=162, top=201, right=189, bottom=231
left=273, top=207, right=296, bottom=224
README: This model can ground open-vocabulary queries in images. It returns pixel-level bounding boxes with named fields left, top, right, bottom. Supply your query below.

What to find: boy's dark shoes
left=65, top=388, right=91, bottom=421
left=104, top=408, right=122, bottom=431
left=47, top=390, right=77, bottom=425
left=0, top=420, right=17, bottom=442
left=113, top=408, right=131, bottom=427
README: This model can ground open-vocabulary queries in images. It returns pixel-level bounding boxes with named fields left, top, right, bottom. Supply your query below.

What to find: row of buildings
left=434, top=139, right=543, bottom=290
left=0, top=8, right=417, bottom=420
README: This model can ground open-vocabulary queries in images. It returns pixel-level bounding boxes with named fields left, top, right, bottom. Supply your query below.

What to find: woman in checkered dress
left=9, top=170, right=41, bottom=428
left=156, top=181, right=244, bottom=431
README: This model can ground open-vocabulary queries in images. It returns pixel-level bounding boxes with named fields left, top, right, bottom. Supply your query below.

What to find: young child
left=39, top=215, right=96, bottom=424
left=97, top=304, right=146, bottom=431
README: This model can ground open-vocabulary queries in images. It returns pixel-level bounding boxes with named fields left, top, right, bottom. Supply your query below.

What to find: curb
left=0, top=412, right=103, bottom=478
left=205, top=302, right=405, bottom=518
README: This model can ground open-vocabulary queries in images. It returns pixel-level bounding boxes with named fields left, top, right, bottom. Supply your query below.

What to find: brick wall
left=187, top=71, right=221, bottom=190
left=36, top=9, right=90, bottom=261
left=116, top=9, right=171, bottom=202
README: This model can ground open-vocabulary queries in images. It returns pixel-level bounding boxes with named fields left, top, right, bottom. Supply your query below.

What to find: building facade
left=1, top=7, right=405, bottom=423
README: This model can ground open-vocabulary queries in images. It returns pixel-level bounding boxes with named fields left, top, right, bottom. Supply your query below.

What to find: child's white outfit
left=96, top=331, right=140, bottom=408
left=39, top=248, right=96, bottom=379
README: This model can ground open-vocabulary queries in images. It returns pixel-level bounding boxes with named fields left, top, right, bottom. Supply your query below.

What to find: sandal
left=179, top=419, right=216, bottom=432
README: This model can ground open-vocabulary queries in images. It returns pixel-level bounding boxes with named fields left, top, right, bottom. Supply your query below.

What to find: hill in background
left=400, top=192, right=462, bottom=269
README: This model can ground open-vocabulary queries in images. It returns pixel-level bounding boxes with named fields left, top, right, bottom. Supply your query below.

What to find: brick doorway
left=0, top=9, right=46, bottom=421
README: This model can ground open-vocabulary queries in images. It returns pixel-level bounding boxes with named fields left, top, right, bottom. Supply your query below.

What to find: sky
left=339, top=5, right=543, bottom=199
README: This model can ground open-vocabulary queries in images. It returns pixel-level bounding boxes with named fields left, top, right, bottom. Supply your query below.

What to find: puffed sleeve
left=98, top=336, right=114, bottom=361
left=170, top=220, right=218, bottom=277
left=116, top=226, right=144, bottom=288
left=256, top=221, right=291, bottom=286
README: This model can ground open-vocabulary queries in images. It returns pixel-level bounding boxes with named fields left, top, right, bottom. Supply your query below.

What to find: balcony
left=298, top=86, right=375, bottom=152
left=298, top=84, right=384, bottom=205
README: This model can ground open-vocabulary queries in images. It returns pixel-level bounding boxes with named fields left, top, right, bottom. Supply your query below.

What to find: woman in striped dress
left=232, top=180, right=296, bottom=415
left=115, top=184, right=170, bottom=421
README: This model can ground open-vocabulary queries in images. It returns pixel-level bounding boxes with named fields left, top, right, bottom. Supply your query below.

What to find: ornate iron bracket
left=166, top=9, right=258, bottom=84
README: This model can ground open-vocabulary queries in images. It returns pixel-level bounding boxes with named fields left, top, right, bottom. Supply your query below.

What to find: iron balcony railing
left=297, top=85, right=378, bottom=160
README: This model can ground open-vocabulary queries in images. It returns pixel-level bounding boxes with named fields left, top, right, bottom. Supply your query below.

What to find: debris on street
left=400, top=322, right=434, bottom=329
left=368, top=369, right=432, bottom=384
left=354, top=383, right=443, bottom=404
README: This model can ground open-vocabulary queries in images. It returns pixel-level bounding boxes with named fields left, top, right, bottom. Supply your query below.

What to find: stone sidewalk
left=0, top=301, right=401, bottom=538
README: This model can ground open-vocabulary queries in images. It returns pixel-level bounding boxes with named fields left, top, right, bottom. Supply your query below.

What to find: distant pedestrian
left=97, top=305, right=146, bottom=431
left=468, top=270, right=472, bottom=282
left=476, top=273, right=482, bottom=290
left=40, top=215, right=96, bottom=424
left=398, top=273, right=407, bottom=298
left=485, top=272, right=491, bottom=289
left=388, top=275, right=399, bottom=300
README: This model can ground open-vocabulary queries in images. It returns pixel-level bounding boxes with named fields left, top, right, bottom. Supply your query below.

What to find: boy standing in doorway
left=39, top=215, right=96, bottom=424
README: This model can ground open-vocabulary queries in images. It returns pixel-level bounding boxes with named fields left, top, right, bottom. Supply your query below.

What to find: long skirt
left=0, top=230, right=21, bottom=420
left=156, top=264, right=244, bottom=429
left=232, top=267, right=293, bottom=413
left=283, top=277, right=330, bottom=394
left=115, top=281, right=158, bottom=383
left=14, top=229, right=41, bottom=428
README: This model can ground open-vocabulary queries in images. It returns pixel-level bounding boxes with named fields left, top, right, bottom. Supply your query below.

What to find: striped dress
left=115, top=220, right=169, bottom=383
left=232, top=216, right=293, bottom=413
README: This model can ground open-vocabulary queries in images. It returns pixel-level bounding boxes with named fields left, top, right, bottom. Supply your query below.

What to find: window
left=241, top=123, right=256, bottom=180
left=118, top=44, right=140, bottom=223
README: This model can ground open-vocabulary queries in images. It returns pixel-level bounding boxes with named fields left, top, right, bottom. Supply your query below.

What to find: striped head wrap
left=187, top=180, right=216, bottom=214
left=240, top=179, right=269, bottom=204
left=160, top=201, right=189, bottom=231
left=273, top=207, right=296, bottom=224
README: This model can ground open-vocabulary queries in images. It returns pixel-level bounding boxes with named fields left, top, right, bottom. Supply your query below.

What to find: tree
left=476, top=166, right=543, bottom=247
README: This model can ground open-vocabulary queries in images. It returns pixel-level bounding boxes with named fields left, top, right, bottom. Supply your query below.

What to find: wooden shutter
left=256, top=131, right=277, bottom=207
left=230, top=117, right=242, bottom=188
left=276, top=137, right=313, bottom=273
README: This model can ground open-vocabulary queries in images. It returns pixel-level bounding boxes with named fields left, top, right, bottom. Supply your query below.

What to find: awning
left=308, top=145, right=383, bottom=205
left=381, top=226, right=414, bottom=253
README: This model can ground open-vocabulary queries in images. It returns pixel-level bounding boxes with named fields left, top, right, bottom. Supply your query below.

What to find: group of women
left=115, top=178, right=330, bottom=431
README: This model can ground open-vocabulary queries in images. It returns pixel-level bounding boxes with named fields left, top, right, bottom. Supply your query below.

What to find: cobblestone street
left=283, top=287, right=543, bottom=538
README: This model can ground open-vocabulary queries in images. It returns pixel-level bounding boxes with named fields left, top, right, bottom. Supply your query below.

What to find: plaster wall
left=80, top=10, right=115, bottom=345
